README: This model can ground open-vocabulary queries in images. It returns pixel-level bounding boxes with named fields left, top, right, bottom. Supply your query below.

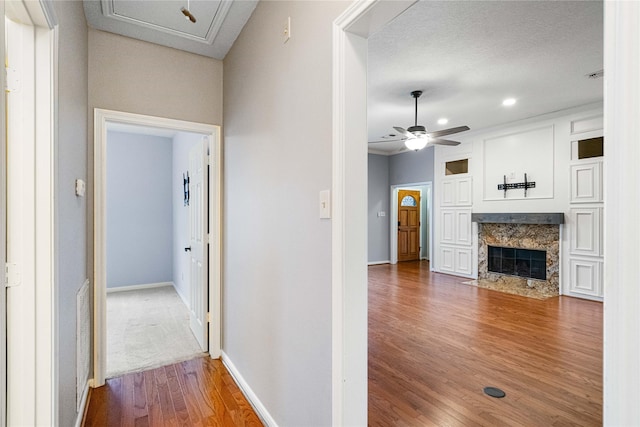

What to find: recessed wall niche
left=578, top=137, right=604, bottom=159
left=445, top=159, right=469, bottom=175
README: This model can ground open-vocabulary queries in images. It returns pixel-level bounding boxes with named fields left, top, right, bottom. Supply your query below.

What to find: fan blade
left=431, top=138, right=461, bottom=146
left=368, top=138, right=407, bottom=144
left=426, top=125, right=470, bottom=138
left=393, top=126, right=415, bottom=139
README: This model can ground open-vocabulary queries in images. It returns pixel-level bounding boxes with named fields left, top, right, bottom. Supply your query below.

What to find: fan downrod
left=409, top=90, right=426, bottom=134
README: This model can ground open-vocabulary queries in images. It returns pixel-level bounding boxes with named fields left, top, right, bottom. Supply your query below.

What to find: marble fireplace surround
left=471, top=213, right=564, bottom=298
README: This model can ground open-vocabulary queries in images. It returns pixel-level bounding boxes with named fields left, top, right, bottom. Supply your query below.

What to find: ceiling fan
left=369, top=90, right=470, bottom=151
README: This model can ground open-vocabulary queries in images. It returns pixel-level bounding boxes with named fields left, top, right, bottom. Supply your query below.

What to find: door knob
left=184, top=246, right=192, bottom=252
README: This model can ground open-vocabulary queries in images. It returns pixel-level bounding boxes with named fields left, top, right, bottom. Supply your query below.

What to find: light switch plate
left=283, top=16, right=291, bottom=43
left=319, top=190, right=331, bottom=219
left=75, top=179, right=86, bottom=197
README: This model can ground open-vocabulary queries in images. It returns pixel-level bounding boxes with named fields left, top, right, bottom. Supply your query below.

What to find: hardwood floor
left=84, top=260, right=601, bottom=426
left=83, top=356, right=263, bottom=426
left=368, top=260, right=602, bottom=426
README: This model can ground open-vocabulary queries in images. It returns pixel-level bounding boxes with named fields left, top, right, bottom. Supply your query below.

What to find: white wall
left=172, top=133, right=203, bottom=302
left=106, top=131, right=173, bottom=288
left=223, top=1, right=349, bottom=425
left=433, top=105, right=603, bottom=290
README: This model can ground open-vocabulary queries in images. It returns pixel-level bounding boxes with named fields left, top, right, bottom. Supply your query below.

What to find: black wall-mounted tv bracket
left=497, top=173, right=536, bottom=198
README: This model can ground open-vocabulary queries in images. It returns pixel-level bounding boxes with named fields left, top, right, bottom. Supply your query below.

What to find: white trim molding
left=4, top=2, right=58, bottom=425
left=603, top=1, right=640, bottom=424
left=221, top=352, right=277, bottom=427
left=73, top=380, right=91, bottom=427
left=367, top=261, right=390, bottom=266
left=331, top=1, right=416, bottom=425
left=105, top=281, right=173, bottom=293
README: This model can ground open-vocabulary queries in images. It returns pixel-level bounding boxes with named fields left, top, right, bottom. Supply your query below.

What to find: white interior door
left=188, top=138, right=209, bottom=350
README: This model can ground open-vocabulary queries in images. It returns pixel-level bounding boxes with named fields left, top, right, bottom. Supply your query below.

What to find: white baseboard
left=221, top=351, right=278, bottom=427
left=368, top=260, right=390, bottom=265
left=106, top=281, right=173, bottom=293
left=74, top=380, right=90, bottom=427
left=172, top=283, right=189, bottom=308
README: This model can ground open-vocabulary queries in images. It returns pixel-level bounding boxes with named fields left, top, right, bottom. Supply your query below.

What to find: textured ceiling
left=368, top=1, right=604, bottom=154
left=83, top=0, right=257, bottom=59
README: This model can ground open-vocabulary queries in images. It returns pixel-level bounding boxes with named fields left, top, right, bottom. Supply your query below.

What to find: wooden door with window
left=398, top=189, right=421, bottom=262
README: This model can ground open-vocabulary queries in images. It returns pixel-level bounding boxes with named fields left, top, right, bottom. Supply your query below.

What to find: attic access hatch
left=103, top=0, right=231, bottom=41
left=83, top=0, right=258, bottom=59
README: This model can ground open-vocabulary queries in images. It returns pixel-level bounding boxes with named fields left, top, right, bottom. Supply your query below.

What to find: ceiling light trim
left=101, top=0, right=233, bottom=46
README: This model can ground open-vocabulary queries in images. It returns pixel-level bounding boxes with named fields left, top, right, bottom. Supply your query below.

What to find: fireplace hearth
left=472, top=214, right=563, bottom=298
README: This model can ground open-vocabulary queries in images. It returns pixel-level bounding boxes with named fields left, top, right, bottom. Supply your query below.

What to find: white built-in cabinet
left=567, top=119, right=604, bottom=300
left=570, top=162, right=602, bottom=203
left=439, top=176, right=473, bottom=276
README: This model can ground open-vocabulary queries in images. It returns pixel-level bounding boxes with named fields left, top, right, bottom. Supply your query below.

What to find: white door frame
left=93, top=109, right=222, bottom=387
left=331, top=1, right=416, bottom=424
left=335, top=1, right=639, bottom=426
left=390, top=182, right=432, bottom=265
left=4, top=0, right=57, bottom=425
left=1, top=4, right=7, bottom=426
left=603, top=2, right=640, bottom=424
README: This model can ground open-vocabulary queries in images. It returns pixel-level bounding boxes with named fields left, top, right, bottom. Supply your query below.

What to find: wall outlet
left=378, top=211, right=386, bottom=217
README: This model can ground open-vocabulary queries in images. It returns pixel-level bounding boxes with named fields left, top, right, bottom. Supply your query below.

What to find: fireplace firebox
left=487, top=246, right=546, bottom=280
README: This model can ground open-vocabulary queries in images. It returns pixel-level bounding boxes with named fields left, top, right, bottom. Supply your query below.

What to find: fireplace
left=472, top=213, right=564, bottom=298
left=488, top=246, right=546, bottom=280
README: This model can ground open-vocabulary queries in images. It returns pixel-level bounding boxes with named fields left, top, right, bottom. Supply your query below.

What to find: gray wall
left=55, top=1, right=88, bottom=425
left=172, top=133, right=202, bottom=302
left=368, top=154, right=390, bottom=263
left=368, top=148, right=435, bottom=263
left=223, top=1, right=348, bottom=425
left=389, top=146, right=435, bottom=185
left=87, top=28, right=223, bottom=296
left=106, top=131, right=173, bottom=288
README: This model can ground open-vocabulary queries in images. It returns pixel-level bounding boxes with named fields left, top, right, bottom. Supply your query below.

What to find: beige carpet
left=107, top=285, right=205, bottom=379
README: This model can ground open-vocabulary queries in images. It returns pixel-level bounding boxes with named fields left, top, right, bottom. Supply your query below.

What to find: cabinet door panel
left=441, top=210, right=455, bottom=243
left=440, top=246, right=455, bottom=272
left=571, top=162, right=601, bottom=203
left=455, top=177, right=472, bottom=206
left=569, top=258, right=602, bottom=297
left=442, top=180, right=455, bottom=206
left=570, top=208, right=600, bottom=256
left=456, top=210, right=472, bottom=246
left=455, top=248, right=473, bottom=275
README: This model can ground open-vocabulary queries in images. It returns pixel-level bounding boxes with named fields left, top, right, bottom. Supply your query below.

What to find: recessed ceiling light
left=437, top=118, right=449, bottom=125
left=502, top=98, right=517, bottom=107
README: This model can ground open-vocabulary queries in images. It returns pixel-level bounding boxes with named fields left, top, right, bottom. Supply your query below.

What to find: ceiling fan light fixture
left=407, top=125, right=426, bottom=135
left=389, top=90, right=469, bottom=152
left=405, top=137, right=428, bottom=151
